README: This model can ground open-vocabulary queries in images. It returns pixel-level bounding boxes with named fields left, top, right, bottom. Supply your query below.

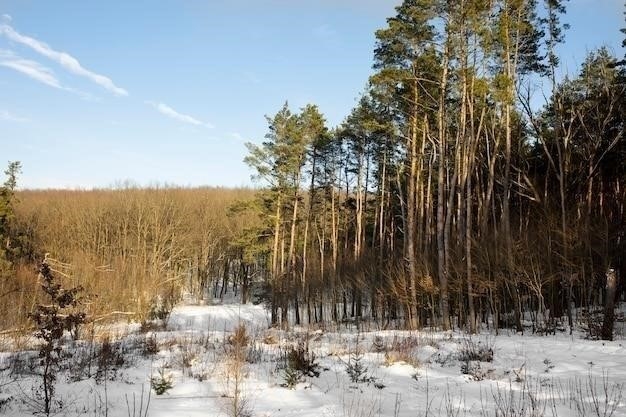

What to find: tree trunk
left=601, top=268, right=617, bottom=341
left=437, top=42, right=451, bottom=330
left=406, top=88, right=419, bottom=329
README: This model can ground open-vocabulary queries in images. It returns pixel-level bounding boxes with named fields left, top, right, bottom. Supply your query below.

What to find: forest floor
left=1, top=301, right=625, bottom=417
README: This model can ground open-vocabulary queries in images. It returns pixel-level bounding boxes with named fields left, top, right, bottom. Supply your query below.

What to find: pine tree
left=245, top=103, right=327, bottom=326
left=372, top=0, right=441, bottom=328
left=0, top=161, right=21, bottom=277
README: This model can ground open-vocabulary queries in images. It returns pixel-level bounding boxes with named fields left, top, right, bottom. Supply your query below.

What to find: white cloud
left=1, top=14, right=11, bottom=22
left=145, top=101, right=214, bottom=128
left=0, top=57, right=62, bottom=89
left=0, top=49, right=96, bottom=100
left=0, top=110, right=28, bottom=122
left=0, top=23, right=128, bottom=96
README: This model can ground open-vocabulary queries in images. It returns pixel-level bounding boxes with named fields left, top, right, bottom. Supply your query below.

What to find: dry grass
left=383, top=350, right=421, bottom=368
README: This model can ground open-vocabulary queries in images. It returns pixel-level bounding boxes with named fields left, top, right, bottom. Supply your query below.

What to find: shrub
left=461, top=360, right=493, bottom=381
left=148, top=294, right=175, bottom=323
left=458, top=336, right=494, bottom=363
left=143, top=334, right=159, bottom=356
left=28, top=260, right=85, bottom=416
left=581, top=308, right=604, bottom=340
left=346, top=352, right=374, bottom=384
left=286, top=343, right=320, bottom=378
left=150, top=368, right=173, bottom=395
left=383, top=350, right=420, bottom=368
left=245, top=343, right=265, bottom=364
left=345, top=336, right=374, bottom=384
left=281, top=366, right=301, bottom=390
left=223, top=324, right=251, bottom=417
left=229, top=324, right=250, bottom=348
left=0, top=395, right=13, bottom=413
left=457, top=336, right=494, bottom=382
left=572, top=373, right=624, bottom=417
left=371, top=336, right=386, bottom=353
left=95, top=337, right=126, bottom=383
left=280, top=343, right=320, bottom=388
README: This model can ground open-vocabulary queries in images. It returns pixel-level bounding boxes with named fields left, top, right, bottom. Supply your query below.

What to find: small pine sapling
left=346, top=351, right=369, bottom=383
left=280, top=342, right=320, bottom=389
left=150, top=368, right=173, bottom=395
left=346, top=337, right=375, bottom=385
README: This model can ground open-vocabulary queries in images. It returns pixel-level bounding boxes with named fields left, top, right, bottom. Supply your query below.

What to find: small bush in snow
left=175, top=339, right=197, bottom=376
left=346, top=351, right=376, bottom=385
left=7, top=352, right=38, bottom=377
left=461, top=360, right=493, bottom=381
left=389, top=335, right=420, bottom=352
left=222, top=323, right=251, bottom=417
left=371, top=335, right=386, bottom=353
left=0, top=395, right=13, bottom=413
left=383, top=350, right=421, bottom=368
left=228, top=324, right=250, bottom=347
left=543, top=358, right=555, bottom=373
left=140, top=320, right=165, bottom=333
left=148, top=295, right=174, bottom=322
left=0, top=372, right=13, bottom=414
left=190, top=359, right=213, bottom=382
left=581, top=308, right=605, bottom=340
left=65, top=342, right=96, bottom=382
left=245, top=343, right=265, bottom=364
left=346, top=351, right=367, bottom=383
left=95, top=337, right=126, bottom=383
left=143, top=334, right=159, bottom=356
left=458, top=336, right=494, bottom=363
left=345, top=336, right=375, bottom=384
left=262, top=330, right=279, bottom=345
left=281, top=366, right=301, bottom=389
left=150, top=368, right=173, bottom=395
left=286, top=343, right=320, bottom=378
left=279, top=342, right=320, bottom=388
left=457, top=336, right=494, bottom=381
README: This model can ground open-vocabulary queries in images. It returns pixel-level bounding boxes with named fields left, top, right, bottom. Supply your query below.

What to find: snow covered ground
left=0, top=302, right=624, bottom=416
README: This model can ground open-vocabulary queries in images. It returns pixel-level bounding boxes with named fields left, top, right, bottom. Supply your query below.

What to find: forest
left=1, top=0, right=625, bottom=340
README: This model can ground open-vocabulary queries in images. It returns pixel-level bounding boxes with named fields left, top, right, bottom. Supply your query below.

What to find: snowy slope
left=0, top=303, right=624, bottom=417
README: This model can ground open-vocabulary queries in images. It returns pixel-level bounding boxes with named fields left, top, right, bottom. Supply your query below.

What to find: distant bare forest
left=1, top=187, right=259, bottom=329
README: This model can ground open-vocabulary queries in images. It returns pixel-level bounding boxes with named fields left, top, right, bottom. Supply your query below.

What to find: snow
left=167, top=303, right=271, bottom=333
left=1, top=302, right=625, bottom=416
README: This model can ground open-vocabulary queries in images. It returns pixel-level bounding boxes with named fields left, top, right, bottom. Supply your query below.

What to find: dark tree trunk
left=601, top=268, right=617, bottom=341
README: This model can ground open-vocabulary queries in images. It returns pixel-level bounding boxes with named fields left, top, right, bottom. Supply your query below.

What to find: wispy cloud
left=0, top=49, right=97, bottom=100
left=145, top=101, right=214, bottom=128
left=1, top=14, right=11, bottom=22
left=0, top=109, right=28, bottom=122
left=0, top=54, right=62, bottom=89
left=0, top=22, right=128, bottom=96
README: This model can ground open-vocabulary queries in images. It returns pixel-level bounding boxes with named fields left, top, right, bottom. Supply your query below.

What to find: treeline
left=244, top=0, right=626, bottom=335
left=1, top=0, right=624, bottom=337
left=0, top=185, right=260, bottom=329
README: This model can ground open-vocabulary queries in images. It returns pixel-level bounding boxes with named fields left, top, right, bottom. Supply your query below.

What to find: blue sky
left=0, top=0, right=624, bottom=189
